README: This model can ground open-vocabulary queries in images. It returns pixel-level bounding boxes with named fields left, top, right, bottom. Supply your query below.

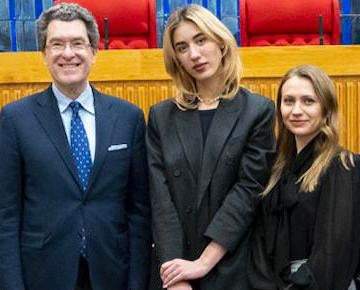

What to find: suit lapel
left=86, top=88, right=117, bottom=192
left=175, top=108, right=203, bottom=179
left=33, top=87, right=80, bottom=186
left=197, top=96, right=240, bottom=208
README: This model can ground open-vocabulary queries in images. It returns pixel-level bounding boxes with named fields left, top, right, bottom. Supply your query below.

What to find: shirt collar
left=52, top=83, right=95, bottom=115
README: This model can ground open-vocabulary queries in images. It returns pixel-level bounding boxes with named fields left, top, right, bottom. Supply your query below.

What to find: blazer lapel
left=175, top=108, right=203, bottom=179
left=33, top=87, right=80, bottom=187
left=197, top=97, right=240, bottom=208
left=86, top=88, right=117, bottom=192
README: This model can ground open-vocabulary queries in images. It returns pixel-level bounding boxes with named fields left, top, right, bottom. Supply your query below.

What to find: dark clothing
left=75, top=258, right=92, bottom=290
left=147, top=88, right=276, bottom=290
left=199, top=108, right=216, bottom=143
left=0, top=87, right=151, bottom=290
left=273, top=139, right=321, bottom=261
left=249, top=140, right=360, bottom=290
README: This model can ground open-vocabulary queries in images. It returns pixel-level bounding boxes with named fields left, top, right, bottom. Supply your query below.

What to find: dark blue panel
left=223, top=0, right=239, bottom=44
left=15, top=0, right=35, bottom=19
left=9, top=0, right=17, bottom=50
left=16, top=20, right=38, bottom=51
left=34, top=0, right=43, bottom=18
left=0, top=20, right=11, bottom=51
left=340, top=0, right=352, bottom=44
left=0, top=0, right=10, bottom=19
left=351, top=0, right=360, bottom=44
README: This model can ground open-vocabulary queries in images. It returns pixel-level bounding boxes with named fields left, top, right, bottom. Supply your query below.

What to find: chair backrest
left=54, top=0, right=157, bottom=49
left=240, top=0, right=340, bottom=46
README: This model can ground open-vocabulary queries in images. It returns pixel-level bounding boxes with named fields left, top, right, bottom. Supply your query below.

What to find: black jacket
left=147, top=88, right=276, bottom=290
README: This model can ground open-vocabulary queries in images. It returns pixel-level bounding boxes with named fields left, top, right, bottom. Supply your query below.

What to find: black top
left=198, top=109, right=216, bottom=144
left=283, top=140, right=321, bottom=260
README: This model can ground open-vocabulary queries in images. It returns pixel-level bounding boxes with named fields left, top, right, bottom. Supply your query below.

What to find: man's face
left=43, top=19, right=96, bottom=96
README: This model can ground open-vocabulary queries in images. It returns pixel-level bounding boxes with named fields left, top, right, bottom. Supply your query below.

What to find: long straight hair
left=162, top=4, right=242, bottom=110
left=263, top=65, right=353, bottom=195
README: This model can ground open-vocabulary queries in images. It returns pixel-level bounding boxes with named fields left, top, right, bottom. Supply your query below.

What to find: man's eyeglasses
left=45, top=41, right=91, bottom=53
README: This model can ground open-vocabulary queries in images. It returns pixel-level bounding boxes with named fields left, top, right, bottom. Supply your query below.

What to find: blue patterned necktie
left=69, top=101, right=92, bottom=192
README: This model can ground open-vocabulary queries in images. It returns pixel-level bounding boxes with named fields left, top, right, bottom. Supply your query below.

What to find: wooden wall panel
left=0, top=46, right=359, bottom=152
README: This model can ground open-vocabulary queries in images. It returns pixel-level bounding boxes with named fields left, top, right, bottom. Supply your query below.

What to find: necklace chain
left=196, top=95, right=221, bottom=105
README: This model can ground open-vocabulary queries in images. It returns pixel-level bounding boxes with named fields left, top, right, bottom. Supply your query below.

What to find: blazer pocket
left=21, top=231, right=48, bottom=249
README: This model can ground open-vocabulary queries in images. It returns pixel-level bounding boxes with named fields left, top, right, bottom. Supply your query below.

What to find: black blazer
left=0, top=86, right=151, bottom=290
left=146, top=88, right=276, bottom=290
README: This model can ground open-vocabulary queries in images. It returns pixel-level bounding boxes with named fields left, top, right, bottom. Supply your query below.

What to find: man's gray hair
left=37, top=3, right=100, bottom=51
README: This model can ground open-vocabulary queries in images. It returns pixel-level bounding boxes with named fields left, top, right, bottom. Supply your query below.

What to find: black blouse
left=199, top=109, right=216, bottom=144
left=284, top=140, right=321, bottom=260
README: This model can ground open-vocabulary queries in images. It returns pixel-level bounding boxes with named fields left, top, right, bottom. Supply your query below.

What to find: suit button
left=185, top=207, right=192, bottom=214
left=173, top=168, right=181, bottom=177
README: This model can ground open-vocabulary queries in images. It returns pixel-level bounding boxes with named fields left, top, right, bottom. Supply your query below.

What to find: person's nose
left=62, top=44, right=76, bottom=58
left=291, top=101, right=303, bottom=115
left=189, top=44, right=201, bottom=60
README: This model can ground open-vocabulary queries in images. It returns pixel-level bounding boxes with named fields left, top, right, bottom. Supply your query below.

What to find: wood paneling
left=0, top=46, right=359, bottom=152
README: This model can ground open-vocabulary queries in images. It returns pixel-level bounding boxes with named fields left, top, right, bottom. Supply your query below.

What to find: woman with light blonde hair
left=162, top=3, right=242, bottom=110
left=249, top=64, right=360, bottom=290
left=147, top=4, right=276, bottom=290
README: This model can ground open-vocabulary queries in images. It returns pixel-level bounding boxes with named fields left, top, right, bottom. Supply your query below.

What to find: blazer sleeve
left=306, top=157, right=360, bottom=290
left=127, top=110, right=152, bottom=290
left=0, top=108, right=26, bottom=290
left=146, top=107, right=184, bottom=265
left=204, top=99, right=276, bottom=252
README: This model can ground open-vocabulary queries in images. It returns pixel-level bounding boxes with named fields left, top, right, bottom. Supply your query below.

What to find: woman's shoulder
left=237, top=87, right=274, bottom=107
left=149, top=98, right=179, bottom=117
left=325, top=153, right=360, bottom=178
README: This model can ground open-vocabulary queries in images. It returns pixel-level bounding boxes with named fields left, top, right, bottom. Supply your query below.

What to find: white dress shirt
left=52, top=83, right=96, bottom=162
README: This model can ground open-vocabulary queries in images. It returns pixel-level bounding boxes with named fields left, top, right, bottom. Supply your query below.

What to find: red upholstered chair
left=240, top=0, right=340, bottom=46
left=55, top=0, right=157, bottom=49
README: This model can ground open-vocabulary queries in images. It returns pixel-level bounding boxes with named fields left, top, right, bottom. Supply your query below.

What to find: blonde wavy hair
left=262, top=65, right=353, bottom=195
left=162, top=4, right=242, bottom=110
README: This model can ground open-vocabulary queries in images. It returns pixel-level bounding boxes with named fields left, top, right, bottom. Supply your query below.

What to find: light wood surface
left=0, top=46, right=359, bottom=152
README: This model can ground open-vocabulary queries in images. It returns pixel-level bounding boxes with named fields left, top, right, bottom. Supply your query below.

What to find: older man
left=0, top=3, right=151, bottom=290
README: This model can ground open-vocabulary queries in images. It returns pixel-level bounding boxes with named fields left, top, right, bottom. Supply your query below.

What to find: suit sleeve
left=0, top=108, right=26, bottom=290
left=204, top=99, right=276, bottom=252
left=146, top=107, right=184, bottom=265
left=127, top=110, right=152, bottom=290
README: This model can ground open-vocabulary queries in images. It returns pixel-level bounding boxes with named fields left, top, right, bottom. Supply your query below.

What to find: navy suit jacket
left=0, top=86, right=151, bottom=290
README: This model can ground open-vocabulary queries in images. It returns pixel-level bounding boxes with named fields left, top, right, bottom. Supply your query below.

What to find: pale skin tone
left=160, top=21, right=228, bottom=289
left=280, top=76, right=324, bottom=153
left=43, top=19, right=97, bottom=100
left=173, top=20, right=225, bottom=110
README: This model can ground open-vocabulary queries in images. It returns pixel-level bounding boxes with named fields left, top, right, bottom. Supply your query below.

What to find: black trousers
left=75, top=257, right=92, bottom=290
